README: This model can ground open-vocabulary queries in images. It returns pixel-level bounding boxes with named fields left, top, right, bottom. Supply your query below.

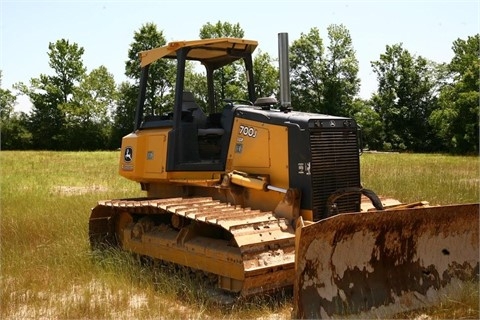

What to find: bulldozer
left=89, top=33, right=479, bottom=316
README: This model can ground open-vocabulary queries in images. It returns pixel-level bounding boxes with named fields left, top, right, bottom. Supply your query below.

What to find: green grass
left=0, top=151, right=291, bottom=319
left=1, top=151, right=478, bottom=319
left=361, top=152, right=479, bottom=205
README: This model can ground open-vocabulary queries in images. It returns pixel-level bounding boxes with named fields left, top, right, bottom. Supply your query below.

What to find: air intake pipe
left=278, top=33, right=292, bottom=111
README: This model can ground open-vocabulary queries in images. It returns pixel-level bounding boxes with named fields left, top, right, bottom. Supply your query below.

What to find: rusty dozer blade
left=293, top=203, right=479, bottom=319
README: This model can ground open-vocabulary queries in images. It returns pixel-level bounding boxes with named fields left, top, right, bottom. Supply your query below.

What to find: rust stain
left=293, top=204, right=479, bottom=319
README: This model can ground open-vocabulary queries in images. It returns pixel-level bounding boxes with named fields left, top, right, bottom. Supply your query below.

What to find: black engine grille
left=310, top=129, right=361, bottom=221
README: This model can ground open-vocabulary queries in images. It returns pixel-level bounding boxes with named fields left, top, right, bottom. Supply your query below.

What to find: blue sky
left=1, top=0, right=478, bottom=112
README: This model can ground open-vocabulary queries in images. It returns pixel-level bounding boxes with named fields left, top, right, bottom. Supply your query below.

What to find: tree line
left=1, top=21, right=478, bottom=154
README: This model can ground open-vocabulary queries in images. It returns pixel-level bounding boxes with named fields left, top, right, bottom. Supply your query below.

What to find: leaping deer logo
left=124, top=147, right=133, bottom=162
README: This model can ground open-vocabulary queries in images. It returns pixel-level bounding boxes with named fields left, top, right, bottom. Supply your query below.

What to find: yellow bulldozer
left=89, top=34, right=478, bottom=318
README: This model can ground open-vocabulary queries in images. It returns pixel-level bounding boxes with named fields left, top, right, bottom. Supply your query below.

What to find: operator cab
left=134, top=38, right=259, bottom=171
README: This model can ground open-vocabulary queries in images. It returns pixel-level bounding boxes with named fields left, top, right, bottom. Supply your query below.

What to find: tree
left=371, top=44, right=440, bottom=151
left=429, top=34, right=479, bottom=154
left=289, top=25, right=360, bottom=115
left=184, top=62, right=208, bottom=111
left=290, top=27, right=324, bottom=112
left=199, top=21, right=244, bottom=39
left=110, top=81, right=137, bottom=147
left=0, top=71, right=15, bottom=119
left=47, top=39, right=86, bottom=104
left=61, top=66, right=117, bottom=150
left=323, top=25, right=360, bottom=116
left=348, top=98, right=385, bottom=151
left=16, top=39, right=86, bottom=149
left=112, top=23, right=178, bottom=145
left=198, top=21, right=247, bottom=109
left=16, top=75, right=66, bottom=149
left=124, top=23, right=175, bottom=115
left=1, top=71, right=31, bottom=149
left=252, top=50, right=278, bottom=99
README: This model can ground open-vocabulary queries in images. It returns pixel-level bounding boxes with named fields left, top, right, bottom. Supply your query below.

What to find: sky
left=1, top=0, right=479, bottom=112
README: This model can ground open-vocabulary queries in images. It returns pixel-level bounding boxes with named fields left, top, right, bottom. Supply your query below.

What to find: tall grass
left=361, top=152, right=479, bottom=205
left=1, top=151, right=478, bottom=319
left=0, top=151, right=291, bottom=319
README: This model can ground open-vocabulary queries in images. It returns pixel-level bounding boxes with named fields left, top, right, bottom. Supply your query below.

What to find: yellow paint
left=227, top=118, right=289, bottom=189
left=119, top=129, right=170, bottom=182
left=145, top=133, right=166, bottom=175
left=139, top=38, right=258, bottom=67
left=119, top=128, right=223, bottom=184
left=118, top=117, right=295, bottom=214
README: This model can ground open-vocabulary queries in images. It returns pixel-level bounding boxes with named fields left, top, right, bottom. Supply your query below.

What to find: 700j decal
left=239, top=125, right=257, bottom=138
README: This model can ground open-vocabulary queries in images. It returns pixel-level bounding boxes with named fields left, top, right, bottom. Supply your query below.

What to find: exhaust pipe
left=278, top=33, right=292, bottom=110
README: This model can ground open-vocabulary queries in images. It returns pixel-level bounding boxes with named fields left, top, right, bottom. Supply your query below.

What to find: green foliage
left=17, top=74, right=68, bottom=149
left=198, top=21, right=248, bottom=108
left=3, top=22, right=478, bottom=154
left=0, top=71, right=15, bottom=118
left=290, top=25, right=359, bottom=115
left=290, top=27, right=324, bottom=112
left=61, top=66, right=118, bottom=150
left=110, top=82, right=138, bottom=147
left=47, top=39, right=86, bottom=103
left=184, top=62, right=209, bottom=110
left=0, top=112, right=32, bottom=150
left=199, top=21, right=244, bottom=38
left=111, top=23, right=171, bottom=146
left=323, top=24, right=360, bottom=116
left=1, top=71, right=31, bottom=149
left=14, top=39, right=121, bottom=150
left=429, top=34, right=479, bottom=154
left=112, top=22, right=189, bottom=143
left=253, top=50, right=279, bottom=99
left=70, top=66, right=117, bottom=123
left=124, top=22, right=175, bottom=115
left=16, top=39, right=87, bottom=149
left=217, top=59, right=244, bottom=103
left=125, top=22, right=167, bottom=80
left=349, top=98, right=385, bottom=150
left=371, top=44, right=441, bottom=152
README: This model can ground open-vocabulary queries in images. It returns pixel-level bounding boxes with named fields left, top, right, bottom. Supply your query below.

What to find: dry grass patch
left=52, top=185, right=109, bottom=196
left=393, top=280, right=479, bottom=320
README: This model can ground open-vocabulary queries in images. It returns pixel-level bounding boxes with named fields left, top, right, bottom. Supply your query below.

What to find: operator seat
left=182, top=91, right=224, bottom=136
left=182, top=91, right=207, bottom=128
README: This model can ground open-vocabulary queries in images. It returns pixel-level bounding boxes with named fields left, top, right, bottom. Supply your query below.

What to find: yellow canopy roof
left=138, top=38, right=258, bottom=68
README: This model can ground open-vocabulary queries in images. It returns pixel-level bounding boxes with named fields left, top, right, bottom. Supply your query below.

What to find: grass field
left=1, top=151, right=478, bottom=319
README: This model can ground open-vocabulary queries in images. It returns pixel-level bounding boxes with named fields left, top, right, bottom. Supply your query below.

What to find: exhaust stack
left=278, top=33, right=291, bottom=110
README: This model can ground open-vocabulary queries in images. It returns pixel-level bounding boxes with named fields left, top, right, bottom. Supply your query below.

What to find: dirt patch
left=53, top=185, right=108, bottom=196
left=7, top=279, right=158, bottom=319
